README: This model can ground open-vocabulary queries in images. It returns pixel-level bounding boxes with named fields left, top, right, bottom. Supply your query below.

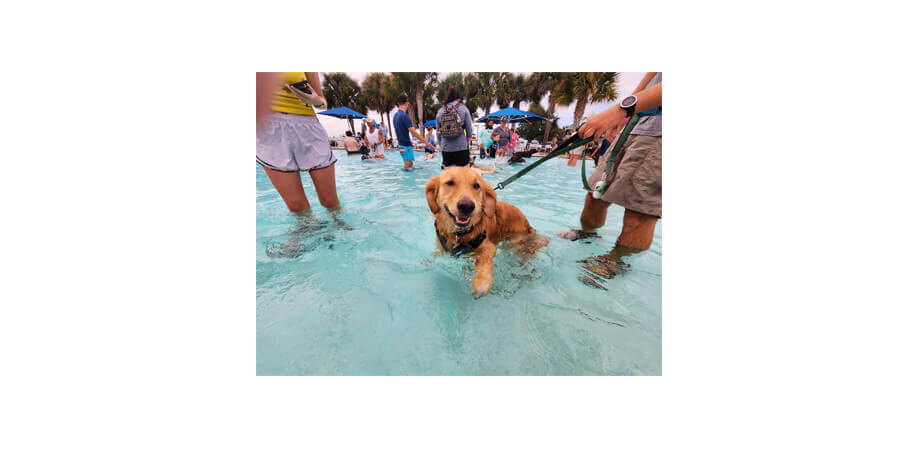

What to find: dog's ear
left=482, top=179, right=497, bottom=219
left=425, top=175, right=440, bottom=214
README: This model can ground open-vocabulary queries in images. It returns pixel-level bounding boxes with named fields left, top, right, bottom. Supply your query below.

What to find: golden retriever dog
left=425, top=166, right=548, bottom=298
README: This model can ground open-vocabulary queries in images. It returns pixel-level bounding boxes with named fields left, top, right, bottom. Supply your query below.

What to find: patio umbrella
left=318, top=107, right=367, bottom=133
left=475, top=107, right=546, bottom=124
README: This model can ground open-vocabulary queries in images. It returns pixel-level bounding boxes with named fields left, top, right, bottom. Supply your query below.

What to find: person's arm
left=256, top=72, right=282, bottom=129
left=632, top=72, right=658, bottom=96
left=409, top=126, right=427, bottom=143
left=578, top=80, right=662, bottom=139
left=285, top=72, right=328, bottom=109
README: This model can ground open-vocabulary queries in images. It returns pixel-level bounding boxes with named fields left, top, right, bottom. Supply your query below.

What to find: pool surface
left=256, top=150, right=661, bottom=375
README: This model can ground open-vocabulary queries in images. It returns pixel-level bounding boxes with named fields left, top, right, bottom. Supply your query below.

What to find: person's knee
left=319, top=196, right=339, bottom=209
left=285, top=199, right=310, bottom=212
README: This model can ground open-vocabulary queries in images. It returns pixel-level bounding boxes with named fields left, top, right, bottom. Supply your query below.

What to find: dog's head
left=425, top=166, right=497, bottom=232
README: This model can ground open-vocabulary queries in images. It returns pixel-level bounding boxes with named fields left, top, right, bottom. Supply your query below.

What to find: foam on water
left=256, top=150, right=661, bottom=375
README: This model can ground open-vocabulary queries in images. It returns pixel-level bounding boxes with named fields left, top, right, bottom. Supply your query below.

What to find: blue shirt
left=393, top=109, right=414, bottom=147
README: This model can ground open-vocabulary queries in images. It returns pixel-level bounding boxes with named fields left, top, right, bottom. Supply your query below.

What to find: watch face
left=621, top=95, right=637, bottom=108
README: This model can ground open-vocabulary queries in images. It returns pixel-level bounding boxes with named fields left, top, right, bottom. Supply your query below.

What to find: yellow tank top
left=271, top=72, right=317, bottom=116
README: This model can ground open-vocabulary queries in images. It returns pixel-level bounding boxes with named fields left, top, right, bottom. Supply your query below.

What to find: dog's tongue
left=456, top=216, right=470, bottom=225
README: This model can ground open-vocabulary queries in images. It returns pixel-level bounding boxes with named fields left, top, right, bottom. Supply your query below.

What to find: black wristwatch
left=619, top=95, right=637, bottom=117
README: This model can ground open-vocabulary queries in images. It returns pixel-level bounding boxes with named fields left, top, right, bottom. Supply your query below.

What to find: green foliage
left=361, top=72, right=394, bottom=120
left=516, top=103, right=563, bottom=143
left=321, top=72, right=364, bottom=112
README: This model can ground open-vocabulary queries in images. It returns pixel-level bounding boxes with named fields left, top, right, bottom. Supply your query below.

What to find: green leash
left=494, top=113, right=642, bottom=195
left=494, top=134, right=592, bottom=190
left=581, top=113, right=642, bottom=198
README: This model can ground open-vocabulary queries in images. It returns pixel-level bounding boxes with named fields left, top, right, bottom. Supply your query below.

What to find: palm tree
left=532, top=72, right=569, bottom=144
left=389, top=72, right=438, bottom=128
left=470, top=72, right=503, bottom=116
left=496, top=73, right=525, bottom=110
left=462, top=72, right=482, bottom=117
left=361, top=72, right=395, bottom=129
left=321, top=72, right=363, bottom=133
left=565, top=72, right=618, bottom=132
left=496, top=73, right=527, bottom=129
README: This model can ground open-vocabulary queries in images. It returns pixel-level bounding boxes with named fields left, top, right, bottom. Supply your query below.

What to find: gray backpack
left=439, top=102, right=463, bottom=139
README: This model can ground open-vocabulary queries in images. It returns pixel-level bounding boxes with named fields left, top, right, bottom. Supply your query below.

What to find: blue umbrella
left=423, top=119, right=437, bottom=128
left=317, top=106, right=368, bottom=119
left=476, top=107, right=546, bottom=124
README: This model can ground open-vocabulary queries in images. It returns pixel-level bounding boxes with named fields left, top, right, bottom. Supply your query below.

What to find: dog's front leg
left=471, top=241, right=496, bottom=298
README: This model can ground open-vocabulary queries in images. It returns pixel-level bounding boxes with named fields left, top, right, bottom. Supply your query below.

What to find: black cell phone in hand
left=287, top=80, right=313, bottom=95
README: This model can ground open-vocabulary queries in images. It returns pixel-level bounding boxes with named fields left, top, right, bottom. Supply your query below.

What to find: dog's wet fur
left=425, top=166, right=548, bottom=298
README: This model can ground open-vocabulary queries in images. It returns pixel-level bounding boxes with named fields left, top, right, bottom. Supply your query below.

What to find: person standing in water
left=363, top=118, right=384, bottom=159
left=435, top=85, right=475, bottom=168
left=392, top=93, right=428, bottom=170
left=478, top=119, right=494, bottom=159
left=560, top=72, right=663, bottom=284
left=494, top=116, right=512, bottom=157
left=256, top=72, right=338, bottom=212
left=379, top=120, right=390, bottom=150
left=424, top=126, right=440, bottom=161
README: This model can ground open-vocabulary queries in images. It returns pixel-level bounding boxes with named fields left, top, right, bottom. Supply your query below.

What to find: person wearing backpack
left=435, top=85, right=474, bottom=168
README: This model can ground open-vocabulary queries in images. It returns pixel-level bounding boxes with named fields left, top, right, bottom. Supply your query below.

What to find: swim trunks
left=399, top=145, right=415, bottom=162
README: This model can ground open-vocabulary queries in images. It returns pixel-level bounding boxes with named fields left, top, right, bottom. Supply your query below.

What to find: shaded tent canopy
left=475, top=107, right=546, bottom=124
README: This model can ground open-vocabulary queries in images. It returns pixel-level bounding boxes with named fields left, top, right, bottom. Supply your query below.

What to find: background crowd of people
left=256, top=71, right=663, bottom=262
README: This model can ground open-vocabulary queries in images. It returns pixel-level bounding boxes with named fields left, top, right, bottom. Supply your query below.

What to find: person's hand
left=285, top=78, right=326, bottom=108
left=579, top=105, right=627, bottom=140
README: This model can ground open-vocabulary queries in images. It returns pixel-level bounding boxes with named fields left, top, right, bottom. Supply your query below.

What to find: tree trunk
left=416, top=87, right=424, bottom=129
left=385, top=110, right=392, bottom=142
left=542, top=101, right=556, bottom=144
left=572, top=97, right=587, bottom=132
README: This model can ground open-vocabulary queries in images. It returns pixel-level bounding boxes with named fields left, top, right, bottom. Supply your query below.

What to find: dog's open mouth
left=445, top=206, right=471, bottom=229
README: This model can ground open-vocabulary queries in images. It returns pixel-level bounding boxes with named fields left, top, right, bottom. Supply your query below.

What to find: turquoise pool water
left=256, top=150, right=661, bottom=375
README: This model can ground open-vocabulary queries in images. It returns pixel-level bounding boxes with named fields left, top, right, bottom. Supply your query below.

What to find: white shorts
left=256, top=113, right=336, bottom=172
left=370, top=143, right=384, bottom=156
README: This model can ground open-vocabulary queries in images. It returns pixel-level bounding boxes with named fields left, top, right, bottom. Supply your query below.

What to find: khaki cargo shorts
left=587, top=134, right=661, bottom=218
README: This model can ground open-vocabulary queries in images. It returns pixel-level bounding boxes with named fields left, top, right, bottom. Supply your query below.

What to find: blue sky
left=316, top=72, right=645, bottom=137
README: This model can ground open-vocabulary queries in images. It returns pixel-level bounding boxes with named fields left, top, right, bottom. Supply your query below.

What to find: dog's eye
left=473, top=183, right=480, bottom=189
left=445, top=180, right=455, bottom=186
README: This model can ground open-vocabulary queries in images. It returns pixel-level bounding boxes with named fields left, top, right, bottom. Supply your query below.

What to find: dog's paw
left=471, top=278, right=492, bottom=299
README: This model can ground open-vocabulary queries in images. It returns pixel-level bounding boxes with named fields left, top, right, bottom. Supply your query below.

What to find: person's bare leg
left=263, top=167, right=309, bottom=212
left=308, top=163, right=339, bottom=209
left=558, top=193, right=611, bottom=240
left=580, top=193, right=612, bottom=231
left=617, top=208, right=657, bottom=250
left=577, top=209, right=658, bottom=286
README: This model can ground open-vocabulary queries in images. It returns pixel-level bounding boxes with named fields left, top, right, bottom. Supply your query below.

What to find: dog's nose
left=457, top=199, right=475, bottom=215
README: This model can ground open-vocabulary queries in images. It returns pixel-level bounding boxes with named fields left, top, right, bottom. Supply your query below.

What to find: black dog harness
left=436, top=224, right=487, bottom=257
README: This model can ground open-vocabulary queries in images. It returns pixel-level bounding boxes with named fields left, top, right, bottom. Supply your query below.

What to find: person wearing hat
left=392, top=93, right=428, bottom=170
left=363, top=118, right=384, bottom=159
left=494, top=116, right=513, bottom=157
